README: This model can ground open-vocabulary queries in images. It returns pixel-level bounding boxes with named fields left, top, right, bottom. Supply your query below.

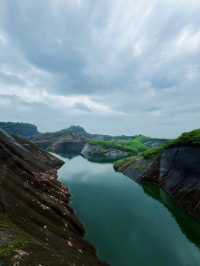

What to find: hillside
left=32, top=125, right=134, bottom=158
left=0, top=130, right=107, bottom=266
left=82, top=135, right=169, bottom=162
left=0, top=122, right=39, bottom=139
left=32, top=126, right=169, bottom=161
left=114, top=128, right=200, bottom=221
left=0, top=122, right=170, bottom=162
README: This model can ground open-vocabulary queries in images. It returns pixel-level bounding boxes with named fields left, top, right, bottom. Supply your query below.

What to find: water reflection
left=58, top=155, right=200, bottom=266
left=143, top=185, right=200, bottom=248
left=55, top=152, right=79, bottom=159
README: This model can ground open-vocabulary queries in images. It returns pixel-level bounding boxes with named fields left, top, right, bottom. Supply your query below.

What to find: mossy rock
left=0, top=214, right=32, bottom=259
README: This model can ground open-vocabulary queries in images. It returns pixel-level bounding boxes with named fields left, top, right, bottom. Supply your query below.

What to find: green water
left=58, top=155, right=200, bottom=266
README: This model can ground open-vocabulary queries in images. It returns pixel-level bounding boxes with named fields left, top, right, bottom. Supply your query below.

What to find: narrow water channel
left=58, top=155, right=200, bottom=266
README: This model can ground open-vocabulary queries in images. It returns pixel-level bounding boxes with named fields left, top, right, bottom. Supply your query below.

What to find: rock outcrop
left=32, top=127, right=90, bottom=157
left=115, top=142, right=200, bottom=221
left=82, top=143, right=130, bottom=162
left=32, top=125, right=134, bottom=158
left=0, top=130, right=107, bottom=266
left=141, top=146, right=200, bottom=220
left=114, top=156, right=153, bottom=180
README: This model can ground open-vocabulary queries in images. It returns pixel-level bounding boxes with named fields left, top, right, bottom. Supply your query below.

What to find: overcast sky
left=0, top=0, right=200, bottom=137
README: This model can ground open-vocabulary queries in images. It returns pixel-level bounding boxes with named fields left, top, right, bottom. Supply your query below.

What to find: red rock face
left=0, top=130, right=108, bottom=266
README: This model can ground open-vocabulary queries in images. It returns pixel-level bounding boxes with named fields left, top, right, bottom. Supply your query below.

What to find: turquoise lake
left=58, top=155, right=200, bottom=266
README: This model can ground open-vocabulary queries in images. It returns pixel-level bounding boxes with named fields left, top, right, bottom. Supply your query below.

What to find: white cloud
left=0, top=86, right=118, bottom=115
left=0, top=0, right=200, bottom=137
left=0, top=32, right=7, bottom=45
left=175, top=26, right=200, bottom=53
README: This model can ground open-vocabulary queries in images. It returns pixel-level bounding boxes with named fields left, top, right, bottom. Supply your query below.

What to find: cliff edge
left=115, top=129, right=200, bottom=221
left=0, top=130, right=107, bottom=266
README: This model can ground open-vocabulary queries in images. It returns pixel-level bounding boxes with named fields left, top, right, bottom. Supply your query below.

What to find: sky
left=0, top=0, right=200, bottom=138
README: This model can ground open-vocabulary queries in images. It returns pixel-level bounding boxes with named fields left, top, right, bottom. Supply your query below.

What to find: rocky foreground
left=0, top=130, right=107, bottom=266
left=115, top=129, right=200, bottom=221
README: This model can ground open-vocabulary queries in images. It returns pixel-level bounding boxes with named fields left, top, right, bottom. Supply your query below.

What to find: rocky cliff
left=82, top=143, right=130, bottom=162
left=32, top=125, right=134, bottom=158
left=115, top=129, right=200, bottom=221
left=32, top=126, right=90, bottom=157
left=0, top=130, right=107, bottom=266
left=83, top=135, right=169, bottom=163
left=141, top=146, right=200, bottom=220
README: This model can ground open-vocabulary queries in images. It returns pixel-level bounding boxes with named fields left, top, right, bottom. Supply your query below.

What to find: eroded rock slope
left=0, top=130, right=107, bottom=266
left=115, top=130, right=200, bottom=221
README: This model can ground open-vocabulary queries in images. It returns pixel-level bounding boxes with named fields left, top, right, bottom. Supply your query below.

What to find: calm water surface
left=58, top=155, right=200, bottom=266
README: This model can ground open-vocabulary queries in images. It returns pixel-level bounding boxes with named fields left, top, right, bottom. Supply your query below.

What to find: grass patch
left=114, top=156, right=136, bottom=171
left=90, top=136, right=149, bottom=155
left=143, top=129, right=200, bottom=159
left=143, top=146, right=165, bottom=159
left=169, top=129, right=200, bottom=146
left=114, top=129, right=200, bottom=171
left=114, top=155, right=151, bottom=173
left=0, top=218, right=17, bottom=230
left=0, top=238, right=30, bottom=258
left=0, top=214, right=32, bottom=258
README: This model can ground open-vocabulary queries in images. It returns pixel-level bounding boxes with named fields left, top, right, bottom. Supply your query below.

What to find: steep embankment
left=115, top=129, right=200, bottom=221
left=0, top=130, right=107, bottom=266
left=32, top=126, right=89, bottom=156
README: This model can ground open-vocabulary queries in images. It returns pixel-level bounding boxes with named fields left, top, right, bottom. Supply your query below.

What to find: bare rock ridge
left=0, top=129, right=107, bottom=266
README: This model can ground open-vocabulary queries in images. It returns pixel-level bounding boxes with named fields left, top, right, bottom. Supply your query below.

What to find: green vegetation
left=143, top=129, right=200, bottom=159
left=0, top=215, right=31, bottom=258
left=143, top=146, right=165, bottom=159
left=90, top=136, right=149, bottom=155
left=0, top=238, right=30, bottom=258
left=170, top=129, right=200, bottom=146
left=114, top=156, right=136, bottom=171
left=125, top=136, right=148, bottom=152
left=0, top=215, right=16, bottom=230
left=93, top=129, right=200, bottom=165
left=114, top=155, right=151, bottom=173
left=114, top=129, right=200, bottom=174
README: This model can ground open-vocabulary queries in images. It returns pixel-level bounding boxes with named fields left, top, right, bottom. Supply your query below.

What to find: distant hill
left=32, top=125, right=170, bottom=160
left=60, top=125, right=87, bottom=135
left=0, top=122, right=39, bottom=139
left=32, top=125, right=135, bottom=156
left=0, top=122, right=170, bottom=161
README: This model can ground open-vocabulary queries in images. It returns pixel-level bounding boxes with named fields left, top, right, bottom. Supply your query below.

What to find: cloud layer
left=0, top=0, right=200, bottom=137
